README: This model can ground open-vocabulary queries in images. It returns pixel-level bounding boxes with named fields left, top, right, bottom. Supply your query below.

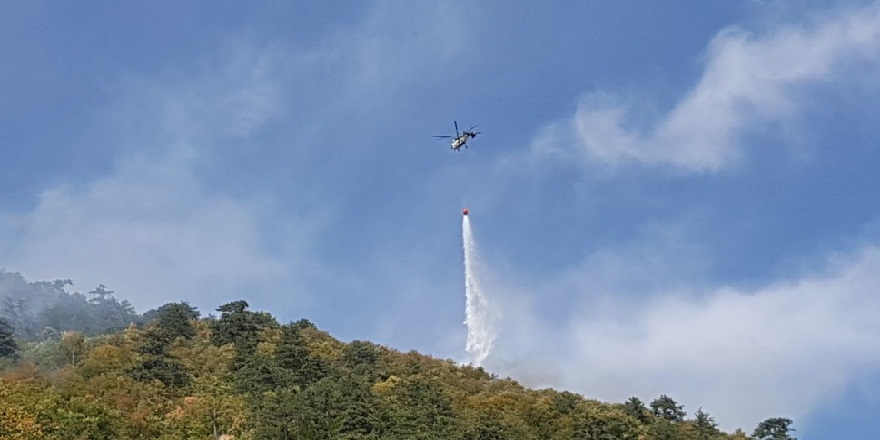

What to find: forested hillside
left=0, top=270, right=137, bottom=339
left=0, top=273, right=793, bottom=439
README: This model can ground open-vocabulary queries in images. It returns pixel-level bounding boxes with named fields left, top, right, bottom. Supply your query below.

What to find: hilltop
left=0, top=273, right=791, bottom=439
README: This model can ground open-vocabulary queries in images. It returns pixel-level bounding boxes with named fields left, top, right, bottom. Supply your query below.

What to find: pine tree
left=753, top=417, right=796, bottom=440
left=650, top=394, right=686, bottom=422
left=693, top=408, right=721, bottom=439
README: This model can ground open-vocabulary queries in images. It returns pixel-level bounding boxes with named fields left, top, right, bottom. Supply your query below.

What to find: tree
left=0, top=318, right=17, bottom=358
left=624, top=396, right=650, bottom=424
left=210, top=300, right=274, bottom=349
left=650, top=394, right=686, bottom=423
left=276, top=322, right=328, bottom=387
left=39, top=292, right=97, bottom=335
left=571, top=402, right=641, bottom=440
left=88, top=284, right=115, bottom=303
left=210, top=300, right=277, bottom=373
left=87, top=284, right=138, bottom=334
left=288, top=375, right=383, bottom=439
left=151, top=302, right=199, bottom=343
left=250, top=387, right=301, bottom=440
left=692, top=408, right=721, bottom=440
left=378, top=376, right=459, bottom=439
left=753, top=417, right=796, bottom=440
left=342, top=340, right=383, bottom=378
left=1, top=297, right=33, bottom=339
left=129, top=306, right=196, bottom=389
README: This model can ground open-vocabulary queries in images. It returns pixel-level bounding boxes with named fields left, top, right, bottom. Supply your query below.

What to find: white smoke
left=462, top=214, right=496, bottom=366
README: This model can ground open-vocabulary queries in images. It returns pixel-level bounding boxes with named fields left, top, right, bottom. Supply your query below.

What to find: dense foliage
left=1, top=274, right=794, bottom=439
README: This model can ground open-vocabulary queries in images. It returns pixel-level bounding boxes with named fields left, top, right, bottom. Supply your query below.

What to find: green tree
left=624, top=396, right=650, bottom=424
left=152, top=302, right=199, bottom=342
left=210, top=300, right=276, bottom=350
left=692, top=408, right=721, bottom=439
left=753, top=417, right=796, bottom=440
left=210, top=300, right=277, bottom=378
left=650, top=394, right=686, bottom=422
left=377, top=376, right=459, bottom=439
left=128, top=303, right=198, bottom=389
left=571, top=402, right=641, bottom=440
left=276, top=321, right=328, bottom=387
left=129, top=356, right=190, bottom=389
left=250, top=386, right=301, bottom=440
left=342, top=340, right=383, bottom=378
left=290, top=375, right=382, bottom=439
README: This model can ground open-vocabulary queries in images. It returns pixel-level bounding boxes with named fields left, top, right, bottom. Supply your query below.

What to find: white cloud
left=0, top=46, right=321, bottom=312
left=4, top=155, right=288, bottom=311
left=0, top=2, right=470, bottom=315
left=487, top=244, right=880, bottom=430
left=490, top=5, right=880, bottom=429
left=350, top=2, right=467, bottom=91
left=112, top=44, right=285, bottom=154
left=534, top=3, right=880, bottom=172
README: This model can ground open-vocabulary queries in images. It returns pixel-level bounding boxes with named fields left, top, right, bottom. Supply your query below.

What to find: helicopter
left=433, top=121, right=480, bottom=151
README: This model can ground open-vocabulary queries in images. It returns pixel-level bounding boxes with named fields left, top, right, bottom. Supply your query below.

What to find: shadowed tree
left=342, top=340, right=384, bottom=379
left=753, top=417, right=796, bottom=440
left=210, top=300, right=275, bottom=349
left=0, top=317, right=17, bottom=358
left=88, top=284, right=115, bottom=303
left=2, top=297, right=34, bottom=338
left=276, top=321, right=328, bottom=387
left=650, top=394, right=686, bottom=422
left=151, top=302, right=199, bottom=343
left=87, top=284, right=138, bottom=334
left=289, top=374, right=383, bottom=439
left=624, top=396, right=651, bottom=424
left=128, top=302, right=199, bottom=388
left=210, top=300, right=277, bottom=369
left=39, top=292, right=96, bottom=335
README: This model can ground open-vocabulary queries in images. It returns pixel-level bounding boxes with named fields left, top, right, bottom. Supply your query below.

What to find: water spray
left=462, top=208, right=495, bottom=366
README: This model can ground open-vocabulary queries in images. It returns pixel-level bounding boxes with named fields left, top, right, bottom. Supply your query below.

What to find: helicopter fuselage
left=451, top=132, right=476, bottom=150
left=435, top=121, right=478, bottom=151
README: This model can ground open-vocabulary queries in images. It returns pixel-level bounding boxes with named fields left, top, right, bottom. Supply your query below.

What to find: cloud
left=111, top=44, right=285, bottom=154
left=0, top=2, right=471, bottom=317
left=487, top=243, right=880, bottom=430
left=532, top=3, right=880, bottom=172
left=349, top=2, right=467, bottom=92
left=0, top=45, right=322, bottom=312
left=3, top=158, right=285, bottom=310
left=489, top=5, right=880, bottom=429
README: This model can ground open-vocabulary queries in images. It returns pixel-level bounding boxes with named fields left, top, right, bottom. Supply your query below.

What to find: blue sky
left=3, top=0, right=880, bottom=435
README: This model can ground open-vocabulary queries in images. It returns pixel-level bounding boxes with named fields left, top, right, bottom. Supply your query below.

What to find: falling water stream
left=462, top=214, right=495, bottom=366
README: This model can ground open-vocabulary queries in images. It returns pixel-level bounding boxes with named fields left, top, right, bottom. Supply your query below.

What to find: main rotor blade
left=433, top=135, right=452, bottom=139
left=454, top=121, right=460, bottom=137
left=468, top=125, right=477, bottom=131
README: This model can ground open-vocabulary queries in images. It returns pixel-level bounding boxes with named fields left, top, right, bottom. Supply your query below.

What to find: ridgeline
left=0, top=271, right=791, bottom=439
